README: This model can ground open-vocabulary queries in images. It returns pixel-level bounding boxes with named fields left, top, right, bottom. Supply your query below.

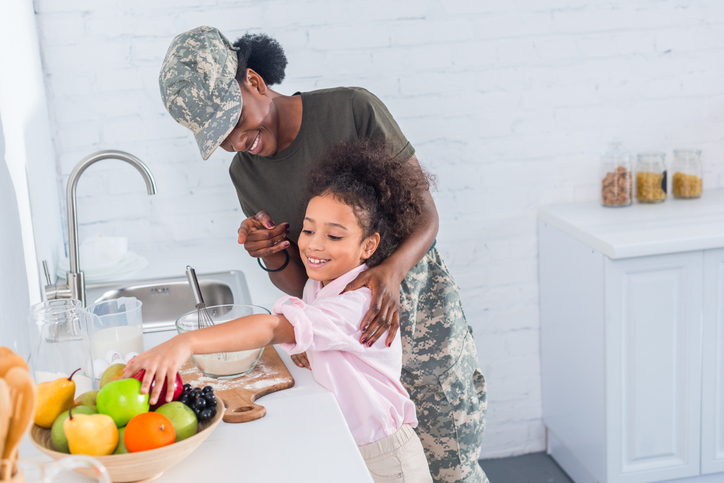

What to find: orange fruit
left=124, top=412, right=176, bottom=452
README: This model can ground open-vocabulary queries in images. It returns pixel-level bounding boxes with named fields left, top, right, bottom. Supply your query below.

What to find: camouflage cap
left=159, top=26, right=242, bottom=160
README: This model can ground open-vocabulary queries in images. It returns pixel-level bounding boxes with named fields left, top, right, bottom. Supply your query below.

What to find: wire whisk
left=186, top=265, right=215, bottom=329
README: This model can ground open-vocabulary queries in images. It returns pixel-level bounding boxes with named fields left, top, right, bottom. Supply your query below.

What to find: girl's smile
left=306, top=256, right=330, bottom=268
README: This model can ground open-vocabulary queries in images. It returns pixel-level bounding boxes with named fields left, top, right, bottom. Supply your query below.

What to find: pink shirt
left=275, top=264, right=418, bottom=446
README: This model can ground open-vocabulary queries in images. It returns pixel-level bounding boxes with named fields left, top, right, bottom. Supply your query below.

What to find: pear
left=73, top=390, right=99, bottom=411
left=99, top=363, right=126, bottom=389
left=50, top=405, right=96, bottom=453
left=34, top=368, right=81, bottom=428
left=64, top=406, right=118, bottom=456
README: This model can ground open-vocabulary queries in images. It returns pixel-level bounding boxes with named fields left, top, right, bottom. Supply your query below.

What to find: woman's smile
left=247, top=131, right=262, bottom=154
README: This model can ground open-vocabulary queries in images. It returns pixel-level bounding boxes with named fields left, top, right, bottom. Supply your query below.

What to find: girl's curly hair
left=307, top=139, right=434, bottom=267
left=233, top=33, right=287, bottom=86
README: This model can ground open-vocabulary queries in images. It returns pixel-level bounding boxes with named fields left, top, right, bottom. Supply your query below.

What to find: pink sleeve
left=273, top=296, right=313, bottom=355
left=273, top=291, right=372, bottom=355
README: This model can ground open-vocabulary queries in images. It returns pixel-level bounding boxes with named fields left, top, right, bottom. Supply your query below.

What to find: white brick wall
left=33, top=0, right=724, bottom=458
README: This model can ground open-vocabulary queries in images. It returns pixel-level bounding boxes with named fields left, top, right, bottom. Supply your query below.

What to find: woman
left=159, top=26, right=487, bottom=483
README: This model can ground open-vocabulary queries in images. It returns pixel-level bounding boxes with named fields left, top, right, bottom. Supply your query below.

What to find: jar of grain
left=635, top=152, right=667, bottom=203
left=671, top=149, right=703, bottom=199
left=600, top=142, right=632, bottom=207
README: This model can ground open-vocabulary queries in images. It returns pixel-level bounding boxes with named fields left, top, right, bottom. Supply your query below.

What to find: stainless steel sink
left=85, top=270, right=251, bottom=333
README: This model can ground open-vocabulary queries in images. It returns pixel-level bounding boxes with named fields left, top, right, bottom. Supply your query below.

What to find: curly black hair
left=233, top=33, right=287, bottom=86
left=307, top=139, right=433, bottom=267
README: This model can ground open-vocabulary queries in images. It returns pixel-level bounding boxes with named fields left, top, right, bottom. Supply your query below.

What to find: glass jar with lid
left=27, top=299, right=96, bottom=393
left=671, top=149, right=703, bottom=199
left=600, top=141, right=633, bottom=207
left=635, top=152, right=667, bottom=203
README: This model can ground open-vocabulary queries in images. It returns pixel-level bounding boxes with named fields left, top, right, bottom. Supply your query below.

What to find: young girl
left=123, top=139, right=433, bottom=482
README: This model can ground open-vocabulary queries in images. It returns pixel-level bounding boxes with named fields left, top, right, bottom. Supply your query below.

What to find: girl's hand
left=290, top=352, right=311, bottom=370
left=121, top=334, right=193, bottom=406
left=237, top=211, right=290, bottom=258
left=344, top=264, right=401, bottom=348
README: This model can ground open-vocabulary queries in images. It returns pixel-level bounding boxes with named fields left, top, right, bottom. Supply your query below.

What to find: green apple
left=73, top=390, right=99, bottom=411
left=51, top=405, right=96, bottom=453
left=155, top=402, right=198, bottom=442
left=97, top=378, right=149, bottom=427
left=113, top=426, right=128, bottom=454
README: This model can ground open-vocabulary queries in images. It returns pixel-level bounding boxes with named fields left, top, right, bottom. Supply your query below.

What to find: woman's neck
left=270, top=91, right=303, bottom=153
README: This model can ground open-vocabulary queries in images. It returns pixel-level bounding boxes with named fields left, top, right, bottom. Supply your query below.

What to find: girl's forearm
left=184, top=313, right=296, bottom=355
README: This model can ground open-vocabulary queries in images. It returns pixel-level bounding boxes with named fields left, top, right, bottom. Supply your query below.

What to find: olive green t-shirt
left=229, top=87, right=415, bottom=244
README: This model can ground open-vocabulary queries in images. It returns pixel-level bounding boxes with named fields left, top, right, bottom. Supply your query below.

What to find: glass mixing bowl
left=176, top=304, right=270, bottom=378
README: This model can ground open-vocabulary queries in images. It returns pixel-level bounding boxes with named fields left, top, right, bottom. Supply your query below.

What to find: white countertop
left=19, top=242, right=373, bottom=483
left=538, top=189, right=724, bottom=259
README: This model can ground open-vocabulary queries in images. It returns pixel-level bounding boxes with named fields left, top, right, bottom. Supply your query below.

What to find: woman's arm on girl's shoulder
left=345, top=154, right=438, bottom=347
left=122, top=313, right=296, bottom=405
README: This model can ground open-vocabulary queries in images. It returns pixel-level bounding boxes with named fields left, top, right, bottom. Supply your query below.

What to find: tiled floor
left=479, top=452, right=575, bottom=483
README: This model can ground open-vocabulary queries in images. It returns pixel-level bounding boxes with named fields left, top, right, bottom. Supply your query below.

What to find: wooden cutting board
left=178, top=345, right=294, bottom=423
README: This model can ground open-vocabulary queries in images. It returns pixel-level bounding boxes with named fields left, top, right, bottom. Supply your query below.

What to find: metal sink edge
left=84, top=270, right=252, bottom=333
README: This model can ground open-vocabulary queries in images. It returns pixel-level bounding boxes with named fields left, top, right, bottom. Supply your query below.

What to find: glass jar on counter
left=671, top=149, right=703, bottom=199
left=600, top=142, right=633, bottom=207
left=27, top=299, right=96, bottom=392
left=635, top=152, right=667, bottom=203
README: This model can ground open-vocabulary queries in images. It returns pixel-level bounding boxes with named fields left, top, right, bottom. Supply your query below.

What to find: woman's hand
left=237, top=210, right=290, bottom=259
left=345, top=264, right=401, bottom=348
left=290, top=352, right=311, bottom=370
left=121, top=334, right=193, bottom=406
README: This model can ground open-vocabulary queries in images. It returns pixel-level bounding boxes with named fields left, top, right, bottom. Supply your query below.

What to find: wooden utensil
left=179, top=345, right=294, bottom=423
left=0, top=347, right=28, bottom=379
left=2, top=366, right=36, bottom=481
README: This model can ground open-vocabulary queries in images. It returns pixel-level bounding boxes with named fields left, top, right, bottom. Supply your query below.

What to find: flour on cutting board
left=179, top=355, right=290, bottom=392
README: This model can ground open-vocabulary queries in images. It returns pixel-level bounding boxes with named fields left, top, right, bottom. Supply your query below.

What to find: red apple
left=132, top=370, right=183, bottom=411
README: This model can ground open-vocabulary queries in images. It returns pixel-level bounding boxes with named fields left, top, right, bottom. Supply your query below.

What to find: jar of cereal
left=600, top=142, right=632, bottom=207
left=635, top=152, right=667, bottom=203
left=671, top=149, right=703, bottom=199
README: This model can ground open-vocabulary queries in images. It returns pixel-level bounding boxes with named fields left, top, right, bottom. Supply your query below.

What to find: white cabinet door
left=606, top=252, right=703, bottom=483
left=702, top=249, right=724, bottom=474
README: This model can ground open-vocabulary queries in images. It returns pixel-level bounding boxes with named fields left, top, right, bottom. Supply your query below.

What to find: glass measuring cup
left=86, top=298, right=144, bottom=375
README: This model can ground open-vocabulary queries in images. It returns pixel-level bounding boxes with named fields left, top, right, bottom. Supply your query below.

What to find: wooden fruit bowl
left=30, top=399, right=224, bottom=483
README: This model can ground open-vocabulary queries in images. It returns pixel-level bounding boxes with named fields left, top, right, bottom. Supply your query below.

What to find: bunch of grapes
left=178, top=384, right=217, bottom=422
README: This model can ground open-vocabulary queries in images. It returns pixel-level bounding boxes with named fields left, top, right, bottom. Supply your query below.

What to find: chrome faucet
left=43, top=150, right=157, bottom=307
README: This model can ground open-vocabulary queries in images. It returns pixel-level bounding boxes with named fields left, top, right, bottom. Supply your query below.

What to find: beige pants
left=359, top=424, right=433, bottom=483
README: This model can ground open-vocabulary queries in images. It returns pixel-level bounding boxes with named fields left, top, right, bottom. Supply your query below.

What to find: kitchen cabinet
left=702, top=249, right=724, bottom=475
left=538, top=190, right=724, bottom=483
